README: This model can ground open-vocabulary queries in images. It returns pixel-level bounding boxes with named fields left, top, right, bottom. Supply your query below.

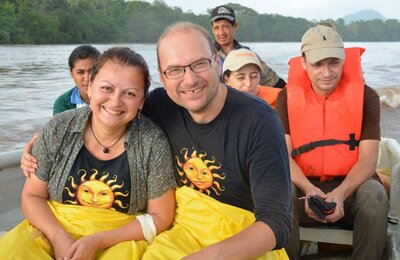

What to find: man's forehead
left=212, top=19, right=232, bottom=27
left=308, top=57, right=342, bottom=65
left=159, top=31, right=212, bottom=65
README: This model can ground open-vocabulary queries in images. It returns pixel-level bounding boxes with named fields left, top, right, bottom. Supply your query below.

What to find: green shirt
left=53, top=87, right=77, bottom=115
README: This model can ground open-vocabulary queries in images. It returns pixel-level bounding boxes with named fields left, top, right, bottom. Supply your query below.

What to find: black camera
left=307, top=195, right=336, bottom=219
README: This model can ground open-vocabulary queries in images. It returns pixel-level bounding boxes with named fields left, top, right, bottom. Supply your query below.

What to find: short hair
left=91, top=47, right=151, bottom=97
left=68, top=45, right=100, bottom=71
left=156, top=22, right=216, bottom=69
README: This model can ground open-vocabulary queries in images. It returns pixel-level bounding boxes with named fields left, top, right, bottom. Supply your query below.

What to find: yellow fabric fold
left=0, top=200, right=147, bottom=259
left=143, top=186, right=288, bottom=259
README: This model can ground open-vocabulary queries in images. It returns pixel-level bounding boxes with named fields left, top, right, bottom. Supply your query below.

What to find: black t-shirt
left=62, top=146, right=131, bottom=213
left=142, top=87, right=292, bottom=249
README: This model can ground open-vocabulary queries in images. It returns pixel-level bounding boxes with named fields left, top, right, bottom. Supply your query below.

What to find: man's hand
left=20, top=133, right=39, bottom=177
left=324, top=190, right=345, bottom=223
left=303, top=185, right=328, bottom=222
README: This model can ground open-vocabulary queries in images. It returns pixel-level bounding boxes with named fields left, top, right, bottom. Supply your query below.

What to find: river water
left=0, top=42, right=399, bottom=153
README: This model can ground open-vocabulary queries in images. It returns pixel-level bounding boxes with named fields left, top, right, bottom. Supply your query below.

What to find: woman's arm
left=67, top=188, right=176, bottom=259
left=21, top=174, right=75, bottom=258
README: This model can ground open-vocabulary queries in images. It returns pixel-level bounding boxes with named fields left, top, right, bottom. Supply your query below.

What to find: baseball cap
left=301, top=24, right=345, bottom=63
left=223, top=49, right=262, bottom=74
left=211, top=5, right=235, bottom=23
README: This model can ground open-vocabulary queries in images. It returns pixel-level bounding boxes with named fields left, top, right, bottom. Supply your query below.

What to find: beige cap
left=223, top=49, right=262, bottom=74
left=301, top=24, right=345, bottom=63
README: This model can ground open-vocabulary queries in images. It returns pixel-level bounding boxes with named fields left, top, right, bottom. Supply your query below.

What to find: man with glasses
left=21, top=22, right=291, bottom=259
left=141, top=22, right=291, bottom=259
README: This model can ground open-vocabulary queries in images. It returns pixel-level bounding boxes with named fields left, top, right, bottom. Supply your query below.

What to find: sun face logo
left=64, top=169, right=129, bottom=210
left=176, top=148, right=226, bottom=195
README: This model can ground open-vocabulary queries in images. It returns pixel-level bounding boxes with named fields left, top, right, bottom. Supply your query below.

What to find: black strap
left=292, top=133, right=359, bottom=157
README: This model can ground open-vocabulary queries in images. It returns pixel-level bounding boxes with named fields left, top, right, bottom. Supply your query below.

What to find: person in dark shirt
left=140, top=22, right=291, bottom=259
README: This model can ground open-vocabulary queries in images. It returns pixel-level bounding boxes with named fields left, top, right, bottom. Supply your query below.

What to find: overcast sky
left=145, top=0, right=400, bottom=21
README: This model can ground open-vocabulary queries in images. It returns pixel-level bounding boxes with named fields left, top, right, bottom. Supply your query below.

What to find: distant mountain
left=343, top=9, right=386, bottom=24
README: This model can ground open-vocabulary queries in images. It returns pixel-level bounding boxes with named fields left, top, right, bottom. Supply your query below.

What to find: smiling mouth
left=103, top=107, right=123, bottom=115
left=181, top=86, right=204, bottom=95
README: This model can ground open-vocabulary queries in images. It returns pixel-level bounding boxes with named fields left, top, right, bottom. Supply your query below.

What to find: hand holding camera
left=305, top=195, right=337, bottom=219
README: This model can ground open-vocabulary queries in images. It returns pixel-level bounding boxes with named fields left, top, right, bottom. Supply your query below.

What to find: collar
left=70, top=86, right=88, bottom=107
left=214, top=39, right=246, bottom=52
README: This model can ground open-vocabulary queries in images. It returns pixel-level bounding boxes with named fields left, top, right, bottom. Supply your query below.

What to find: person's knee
left=355, top=179, right=389, bottom=218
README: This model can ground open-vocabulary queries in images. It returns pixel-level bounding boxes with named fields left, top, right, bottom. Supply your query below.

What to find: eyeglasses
left=162, top=53, right=215, bottom=79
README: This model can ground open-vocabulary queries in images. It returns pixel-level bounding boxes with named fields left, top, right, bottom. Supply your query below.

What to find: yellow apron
left=143, top=186, right=288, bottom=259
left=0, top=200, right=147, bottom=259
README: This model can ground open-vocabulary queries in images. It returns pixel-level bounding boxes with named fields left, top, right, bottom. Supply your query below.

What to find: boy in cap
left=275, top=23, right=389, bottom=259
left=210, top=5, right=287, bottom=88
left=223, top=48, right=281, bottom=107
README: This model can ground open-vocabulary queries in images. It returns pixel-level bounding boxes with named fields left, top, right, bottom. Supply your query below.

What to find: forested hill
left=1, top=0, right=399, bottom=44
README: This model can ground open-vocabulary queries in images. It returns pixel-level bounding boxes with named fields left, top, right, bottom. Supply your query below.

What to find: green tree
left=0, top=0, right=399, bottom=44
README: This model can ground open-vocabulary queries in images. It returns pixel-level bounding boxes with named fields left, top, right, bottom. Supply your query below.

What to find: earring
left=137, top=109, right=141, bottom=120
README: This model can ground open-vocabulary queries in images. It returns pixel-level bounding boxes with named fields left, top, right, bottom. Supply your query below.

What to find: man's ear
left=301, top=56, right=307, bottom=70
left=158, top=68, right=166, bottom=90
left=233, top=22, right=239, bottom=32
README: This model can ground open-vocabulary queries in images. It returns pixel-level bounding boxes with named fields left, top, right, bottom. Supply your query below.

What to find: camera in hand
left=307, top=195, right=336, bottom=219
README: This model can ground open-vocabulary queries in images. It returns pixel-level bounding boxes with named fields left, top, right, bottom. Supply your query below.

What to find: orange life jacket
left=257, top=86, right=281, bottom=108
left=287, top=47, right=365, bottom=181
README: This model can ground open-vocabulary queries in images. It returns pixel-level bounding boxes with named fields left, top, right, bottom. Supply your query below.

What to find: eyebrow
left=99, top=80, right=142, bottom=90
left=165, top=56, right=211, bottom=69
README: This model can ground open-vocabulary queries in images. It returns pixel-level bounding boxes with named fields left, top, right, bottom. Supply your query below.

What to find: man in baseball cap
left=210, top=5, right=286, bottom=88
left=275, top=23, right=388, bottom=260
left=301, top=23, right=345, bottom=63
left=210, top=5, right=235, bottom=23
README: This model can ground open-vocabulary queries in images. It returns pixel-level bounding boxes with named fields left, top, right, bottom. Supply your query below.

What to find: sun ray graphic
left=176, top=148, right=226, bottom=196
left=64, top=169, right=128, bottom=210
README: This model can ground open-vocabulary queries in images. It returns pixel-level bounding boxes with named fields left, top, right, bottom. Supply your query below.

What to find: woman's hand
left=20, top=133, right=39, bottom=177
left=67, top=233, right=105, bottom=260
left=48, top=230, right=75, bottom=260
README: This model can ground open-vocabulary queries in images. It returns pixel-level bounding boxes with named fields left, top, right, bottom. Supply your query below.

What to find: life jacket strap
left=291, top=133, right=359, bottom=157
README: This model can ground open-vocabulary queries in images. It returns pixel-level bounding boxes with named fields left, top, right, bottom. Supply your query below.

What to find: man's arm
left=325, top=139, right=379, bottom=222
left=186, top=109, right=291, bottom=259
left=285, top=135, right=325, bottom=197
left=184, top=221, right=276, bottom=259
left=285, top=135, right=328, bottom=222
left=256, top=53, right=286, bottom=88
